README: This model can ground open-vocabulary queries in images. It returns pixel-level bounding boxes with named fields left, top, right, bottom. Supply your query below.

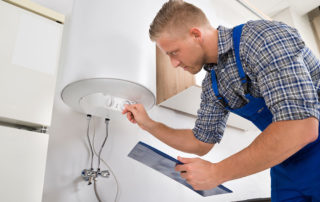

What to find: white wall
left=43, top=101, right=270, bottom=202
left=37, top=0, right=272, bottom=201
left=272, top=7, right=320, bottom=58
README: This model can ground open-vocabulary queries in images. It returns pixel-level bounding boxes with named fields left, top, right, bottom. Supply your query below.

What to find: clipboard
left=128, top=141, right=232, bottom=197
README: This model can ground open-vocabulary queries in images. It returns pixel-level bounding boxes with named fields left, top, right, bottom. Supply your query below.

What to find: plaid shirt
left=192, top=20, right=320, bottom=144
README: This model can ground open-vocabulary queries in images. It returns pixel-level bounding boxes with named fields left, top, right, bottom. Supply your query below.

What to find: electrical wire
left=86, top=115, right=103, bottom=201
left=94, top=178, right=102, bottom=202
left=92, top=117, right=120, bottom=202
left=86, top=115, right=94, bottom=170
left=97, top=118, right=109, bottom=170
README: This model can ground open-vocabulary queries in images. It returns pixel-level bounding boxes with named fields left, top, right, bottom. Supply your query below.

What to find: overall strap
left=232, top=24, right=247, bottom=84
left=210, top=69, right=220, bottom=98
left=211, top=69, right=228, bottom=106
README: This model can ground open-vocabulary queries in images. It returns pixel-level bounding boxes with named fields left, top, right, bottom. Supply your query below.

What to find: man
left=122, top=0, right=320, bottom=201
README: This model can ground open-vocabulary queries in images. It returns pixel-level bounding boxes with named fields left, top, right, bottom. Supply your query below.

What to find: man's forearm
left=216, top=117, right=318, bottom=184
left=145, top=121, right=213, bottom=156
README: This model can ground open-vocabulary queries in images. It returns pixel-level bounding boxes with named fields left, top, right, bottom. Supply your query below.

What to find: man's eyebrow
left=166, top=49, right=178, bottom=55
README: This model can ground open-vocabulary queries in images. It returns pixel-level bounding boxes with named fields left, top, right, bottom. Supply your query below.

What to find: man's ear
left=190, top=27, right=202, bottom=42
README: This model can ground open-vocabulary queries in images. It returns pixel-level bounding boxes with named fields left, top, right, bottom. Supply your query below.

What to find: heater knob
left=105, top=95, right=114, bottom=107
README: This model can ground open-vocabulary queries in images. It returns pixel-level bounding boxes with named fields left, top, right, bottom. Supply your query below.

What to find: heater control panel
left=79, top=93, right=136, bottom=118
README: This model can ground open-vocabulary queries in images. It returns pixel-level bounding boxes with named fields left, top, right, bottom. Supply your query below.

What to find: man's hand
left=122, top=104, right=153, bottom=131
left=122, top=104, right=214, bottom=156
left=175, top=156, right=221, bottom=190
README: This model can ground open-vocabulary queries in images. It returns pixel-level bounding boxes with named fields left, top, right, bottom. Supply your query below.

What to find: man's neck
left=203, top=28, right=219, bottom=64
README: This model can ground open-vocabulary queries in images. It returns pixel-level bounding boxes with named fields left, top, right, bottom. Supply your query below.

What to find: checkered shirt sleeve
left=247, top=21, right=320, bottom=122
left=192, top=75, right=229, bottom=144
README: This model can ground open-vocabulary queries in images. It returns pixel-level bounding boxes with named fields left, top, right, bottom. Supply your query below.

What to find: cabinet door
left=0, top=125, right=49, bottom=202
left=0, top=1, right=63, bottom=127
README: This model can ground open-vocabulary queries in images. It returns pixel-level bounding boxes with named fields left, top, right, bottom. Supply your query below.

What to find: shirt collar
left=217, top=25, right=233, bottom=56
left=203, top=25, right=233, bottom=72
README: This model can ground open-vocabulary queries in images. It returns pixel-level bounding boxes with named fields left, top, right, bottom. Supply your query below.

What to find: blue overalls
left=210, top=24, right=320, bottom=201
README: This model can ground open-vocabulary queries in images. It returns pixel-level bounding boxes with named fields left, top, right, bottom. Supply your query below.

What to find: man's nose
left=170, top=57, right=181, bottom=68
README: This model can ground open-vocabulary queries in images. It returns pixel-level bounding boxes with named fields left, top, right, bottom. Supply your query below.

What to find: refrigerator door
left=0, top=125, right=49, bottom=202
left=0, top=1, right=63, bottom=127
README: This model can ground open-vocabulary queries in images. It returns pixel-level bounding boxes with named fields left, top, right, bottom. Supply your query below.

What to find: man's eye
left=171, top=51, right=177, bottom=56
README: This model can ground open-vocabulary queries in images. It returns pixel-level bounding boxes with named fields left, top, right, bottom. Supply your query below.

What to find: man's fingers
left=122, top=104, right=146, bottom=126
left=175, top=164, right=188, bottom=173
left=126, top=104, right=137, bottom=111
left=179, top=171, right=198, bottom=189
left=122, top=104, right=132, bottom=114
left=122, top=108, right=129, bottom=114
left=180, top=171, right=188, bottom=179
left=122, top=104, right=139, bottom=114
left=178, top=156, right=198, bottom=164
left=127, top=112, right=135, bottom=122
left=175, top=156, right=200, bottom=173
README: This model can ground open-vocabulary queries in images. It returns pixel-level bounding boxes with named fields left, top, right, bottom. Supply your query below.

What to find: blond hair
left=149, top=0, right=209, bottom=41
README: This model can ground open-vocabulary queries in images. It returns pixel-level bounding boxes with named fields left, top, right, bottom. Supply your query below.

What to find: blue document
left=128, top=141, right=232, bottom=197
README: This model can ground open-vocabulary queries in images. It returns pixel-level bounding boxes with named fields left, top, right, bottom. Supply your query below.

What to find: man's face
left=156, top=31, right=205, bottom=74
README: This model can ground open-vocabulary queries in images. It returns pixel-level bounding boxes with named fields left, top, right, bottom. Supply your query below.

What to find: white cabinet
left=0, top=126, right=49, bottom=202
left=0, top=1, right=64, bottom=202
left=159, top=86, right=258, bottom=131
left=0, top=0, right=64, bottom=128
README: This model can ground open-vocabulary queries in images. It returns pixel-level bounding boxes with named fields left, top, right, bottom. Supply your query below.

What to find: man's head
left=149, top=0, right=216, bottom=74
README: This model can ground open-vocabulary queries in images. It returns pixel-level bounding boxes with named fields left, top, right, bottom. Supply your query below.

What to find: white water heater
left=60, top=0, right=159, bottom=117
